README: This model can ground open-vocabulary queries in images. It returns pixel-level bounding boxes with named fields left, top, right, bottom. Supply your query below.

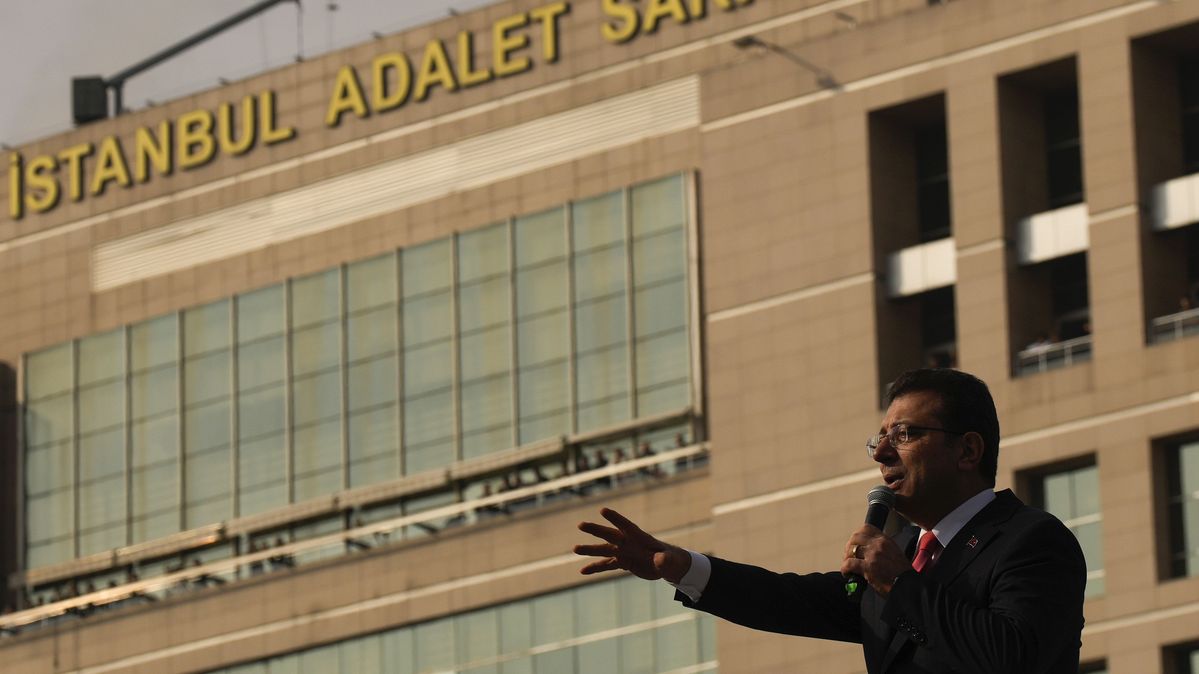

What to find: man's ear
left=957, top=431, right=985, bottom=472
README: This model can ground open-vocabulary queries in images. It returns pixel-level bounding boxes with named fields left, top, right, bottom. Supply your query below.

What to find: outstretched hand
left=573, top=508, right=692, bottom=583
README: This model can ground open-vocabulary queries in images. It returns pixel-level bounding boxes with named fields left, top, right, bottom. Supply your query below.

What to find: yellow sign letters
left=7, top=0, right=756, bottom=219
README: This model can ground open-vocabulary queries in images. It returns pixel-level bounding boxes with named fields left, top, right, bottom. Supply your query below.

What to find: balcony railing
left=0, top=443, right=710, bottom=634
left=1149, top=307, right=1199, bottom=344
left=1016, top=335, right=1092, bottom=375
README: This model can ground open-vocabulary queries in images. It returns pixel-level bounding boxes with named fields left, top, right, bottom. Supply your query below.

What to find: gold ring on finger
left=851, top=544, right=862, bottom=559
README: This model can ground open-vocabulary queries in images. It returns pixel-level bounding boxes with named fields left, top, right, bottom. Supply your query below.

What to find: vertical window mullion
left=451, top=235, right=463, bottom=464
left=396, top=250, right=406, bottom=478
left=176, top=311, right=185, bottom=532
left=624, top=186, right=638, bottom=420
left=16, top=356, right=26, bottom=580
left=508, top=217, right=520, bottom=449
left=123, top=325, right=132, bottom=546
left=340, top=265, right=350, bottom=490
left=566, top=204, right=578, bottom=435
left=71, top=338, right=80, bottom=560
left=230, top=299, right=240, bottom=517
left=284, top=281, right=294, bottom=504
left=684, top=172, right=703, bottom=426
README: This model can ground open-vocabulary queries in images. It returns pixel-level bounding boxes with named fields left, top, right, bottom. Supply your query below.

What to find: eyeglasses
left=865, top=423, right=963, bottom=458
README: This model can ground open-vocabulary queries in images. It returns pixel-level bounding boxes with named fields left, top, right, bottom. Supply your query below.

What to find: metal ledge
left=12, top=408, right=695, bottom=591
left=448, top=437, right=565, bottom=481
left=0, top=443, right=709, bottom=633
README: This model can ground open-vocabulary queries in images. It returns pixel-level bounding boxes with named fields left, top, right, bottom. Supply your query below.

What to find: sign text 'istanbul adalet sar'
left=6, top=0, right=753, bottom=220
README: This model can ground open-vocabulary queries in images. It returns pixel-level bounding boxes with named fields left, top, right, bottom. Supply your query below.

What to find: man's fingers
left=578, top=521, right=624, bottom=544
left=601, top=508, right=643, bottom=534
left=580, top=557, right=622, bottom=575
left=573, top=543, right=617, bottom=558
left=840, top=558, right=864, bottom=578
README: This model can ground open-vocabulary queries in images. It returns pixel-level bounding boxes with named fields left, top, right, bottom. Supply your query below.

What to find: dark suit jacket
left=679, top=490, right=1086, bottom=674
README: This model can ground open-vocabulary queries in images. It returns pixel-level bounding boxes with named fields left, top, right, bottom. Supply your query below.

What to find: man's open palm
left=573, top=508, right=689, bottom=583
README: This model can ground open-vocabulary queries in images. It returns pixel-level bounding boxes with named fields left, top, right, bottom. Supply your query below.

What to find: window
left=1014, top=253, right=1092, bottom=375
left=869, top=95, right=957, bottom=401
left=919, top=287, right=957, bottom=368
left=876, top=286, right=958, bottom=405
left=129, top=315, right=179, bottom=543
left=1183, top=55, right=1199, bottom=174
left=1132, top=35, right=1199, bottom=334
left=1164, top=438, right=1199, bottom=578
left=183, top=300, right=232, bottom=529
left=204, top=575, right=717, bottom=674
left=77, top=329, right=127, bottom=555
left=1165, top=641, right=1199, bottom=674
left=20, top=175, right=698, bottom=569
left=997, top=57, right=1083, bottom=215
left=290, top=269, right=344, bottom=501
left=346, top=253, right=399, bottom=488
left=916, top=121, right=951, bottom=242
left=1045, top=91, right=1083, bottom=208
left=868, top=93, right=952, bottom=249
left=1022, top=459, right=1104, bottom=597
left=236, top=284, right=287, bottom=517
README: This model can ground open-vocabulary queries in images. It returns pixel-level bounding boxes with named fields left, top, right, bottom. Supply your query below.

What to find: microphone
left=845, top=484, right=895, bottom=601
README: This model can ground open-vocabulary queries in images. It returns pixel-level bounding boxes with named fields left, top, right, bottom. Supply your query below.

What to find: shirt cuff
left=667, top=550, right=712, bottom=602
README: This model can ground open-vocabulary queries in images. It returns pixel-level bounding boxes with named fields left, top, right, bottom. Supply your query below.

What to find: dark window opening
left=998, top=57, right=1081, bottom=224
left=916, top=122, right=951, bottom=242
left=1183, top=55, right=1199, bottom=174
left=1051, top=253, right=1091, bottom=340
left=1164, top=640, right=1199, bottom=674
left=1046, top=91, right=1083, bottom=208
left=1012, top=253, right=1092, bottom=376
left=920, top=286, right=957, bottom=367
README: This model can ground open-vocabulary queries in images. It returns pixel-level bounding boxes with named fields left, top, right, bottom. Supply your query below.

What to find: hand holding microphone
left=842, top=485, right=903, bottom=601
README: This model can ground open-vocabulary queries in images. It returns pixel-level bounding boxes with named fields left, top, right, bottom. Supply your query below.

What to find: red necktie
left=912, top=531, right=942, bottom=573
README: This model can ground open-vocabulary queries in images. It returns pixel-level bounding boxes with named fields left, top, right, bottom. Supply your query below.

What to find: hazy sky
left=0, top=0, right=496, bottom=146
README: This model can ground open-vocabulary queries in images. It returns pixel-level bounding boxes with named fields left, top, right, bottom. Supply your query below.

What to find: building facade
left=2, top=0, right=1199, bottom=672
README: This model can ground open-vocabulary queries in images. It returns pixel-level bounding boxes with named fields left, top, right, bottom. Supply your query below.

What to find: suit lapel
left=930, top=490, right=1021, bottom=586
left=877, top=492, right=1024, bottom=674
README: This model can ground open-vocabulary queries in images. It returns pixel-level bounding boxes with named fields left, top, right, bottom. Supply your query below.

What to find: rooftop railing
left=0, top=443, right=709, bottom=634
left=1015, top=335, right=1092, bottom=376
left=1149, top=307, right=1199, bottom=344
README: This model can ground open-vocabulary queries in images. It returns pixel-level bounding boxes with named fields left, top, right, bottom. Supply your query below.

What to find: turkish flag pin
left=966, top=536, right=979, bottom=548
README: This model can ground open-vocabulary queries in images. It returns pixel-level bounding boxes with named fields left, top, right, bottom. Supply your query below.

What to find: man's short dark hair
left=886, top=368, right=1000, bottom=486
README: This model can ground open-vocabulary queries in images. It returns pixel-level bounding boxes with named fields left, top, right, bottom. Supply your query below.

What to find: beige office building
left=2, top=0, right=1199, bottom=671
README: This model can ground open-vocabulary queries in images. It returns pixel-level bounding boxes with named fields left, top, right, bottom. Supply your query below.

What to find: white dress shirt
left=669, top=488, right=996, bottom=602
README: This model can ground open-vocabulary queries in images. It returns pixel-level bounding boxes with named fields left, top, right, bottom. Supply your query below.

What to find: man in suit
left=573, top=368, right=1087, bottom=673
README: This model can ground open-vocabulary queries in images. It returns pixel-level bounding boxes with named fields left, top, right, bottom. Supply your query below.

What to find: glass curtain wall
left=208, top=574, right=717, bottom=674
left=20, top=174, right=694, bottom=570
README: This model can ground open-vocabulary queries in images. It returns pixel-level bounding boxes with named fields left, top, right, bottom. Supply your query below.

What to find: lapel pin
left=966, top=535, right=979, bottom=549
